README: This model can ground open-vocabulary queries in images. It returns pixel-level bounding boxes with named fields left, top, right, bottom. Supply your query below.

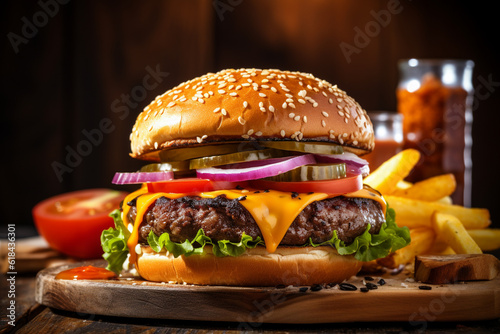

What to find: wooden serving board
left=36, top=260, right=500, bottom=324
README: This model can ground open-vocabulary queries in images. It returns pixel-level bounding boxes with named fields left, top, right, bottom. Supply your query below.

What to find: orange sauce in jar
left=55, top=265, right=117, bottom=280
left=363, top=139, right=402, bottom=171
left=397, top=74, right=470, bottom=205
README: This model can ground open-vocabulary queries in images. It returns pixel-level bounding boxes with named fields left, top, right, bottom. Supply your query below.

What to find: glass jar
left=397, top=59, right=474, bottom=206
left=364, top=112, right=403, bottom=171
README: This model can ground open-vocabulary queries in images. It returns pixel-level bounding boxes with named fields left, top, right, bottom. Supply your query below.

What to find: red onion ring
left=315, top=152, right=370, bottom=177
left=112, top=171, right=174, bottom=184
left=196, top=154, right=316, bottom=182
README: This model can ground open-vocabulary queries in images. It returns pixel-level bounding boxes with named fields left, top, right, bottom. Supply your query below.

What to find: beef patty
left=127, top=194, right=385, bottom=246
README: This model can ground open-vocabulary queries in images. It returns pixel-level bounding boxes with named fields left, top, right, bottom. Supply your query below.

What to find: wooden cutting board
left=36, top=260, right=500, bottom=324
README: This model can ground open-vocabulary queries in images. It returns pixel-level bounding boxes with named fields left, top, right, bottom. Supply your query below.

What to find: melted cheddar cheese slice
left=122, top=185, right=386, bottom=261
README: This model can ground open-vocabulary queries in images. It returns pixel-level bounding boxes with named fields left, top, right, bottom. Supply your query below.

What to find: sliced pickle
left=189, top=148, right=291, bottom=169
left=140, top=161, right=191, bottom=172
left=159, top=143, right=261, bottom=162
left=259, top=141, right=344, bottom=155
left=263, top=163, right=346, bottom=182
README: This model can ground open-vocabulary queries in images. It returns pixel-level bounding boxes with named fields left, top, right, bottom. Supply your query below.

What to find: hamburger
left=102, top=68, right=410, bottom=286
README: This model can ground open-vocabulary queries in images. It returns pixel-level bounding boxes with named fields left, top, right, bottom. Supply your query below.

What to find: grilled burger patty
left=127, top=195, right=385, bottom=246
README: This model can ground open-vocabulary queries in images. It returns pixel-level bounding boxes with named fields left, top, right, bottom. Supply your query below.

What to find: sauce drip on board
left=55, top=266, right=117, bottom=280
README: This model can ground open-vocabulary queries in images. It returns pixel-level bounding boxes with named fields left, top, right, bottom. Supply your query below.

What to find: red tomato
left=147, top=178, right=248, bottom=193
left=32, top=189, right=128, bottom=259
left=249, top=174, right=363, bottom=194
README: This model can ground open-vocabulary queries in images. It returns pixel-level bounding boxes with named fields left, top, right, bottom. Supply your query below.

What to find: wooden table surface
left=2, top=273, right=500, bottom=334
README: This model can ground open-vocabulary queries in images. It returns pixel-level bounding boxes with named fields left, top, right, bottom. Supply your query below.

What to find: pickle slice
left=259, top=141, right=344, bottom=155
left=263, top=163, right=346, bottom=182
left=189, top=148, right=290, bottom=170
left=140, top=161, right=191, bottom=172
left=159, top=143, right=260, bottom=162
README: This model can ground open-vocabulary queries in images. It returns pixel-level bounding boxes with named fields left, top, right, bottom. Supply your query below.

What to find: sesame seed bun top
left=130, top=68, right=374, bottom=161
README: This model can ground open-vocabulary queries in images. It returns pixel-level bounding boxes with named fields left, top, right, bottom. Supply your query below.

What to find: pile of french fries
left=363, top=149, right=499, bottom=269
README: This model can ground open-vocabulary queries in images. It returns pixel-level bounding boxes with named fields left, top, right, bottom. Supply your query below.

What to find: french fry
left=364, top=149, right=420, bottom=195
left=396, top=180, right=412, bottom=190
left=431, top=211, right=482, bottom=254
left=377, top=228, right=435, bottom=269
left=435, top=196, right=453, bottom=205
left=467, top=229, right=500, bottom=251
left=386, top=195, right=491, bottom=229
left=391, top=173, right=456, bottom=202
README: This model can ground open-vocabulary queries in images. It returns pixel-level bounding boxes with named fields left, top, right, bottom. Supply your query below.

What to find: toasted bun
left=136, top=245, right=362, bottom=286
left=130, top=68, right=374, bottom=160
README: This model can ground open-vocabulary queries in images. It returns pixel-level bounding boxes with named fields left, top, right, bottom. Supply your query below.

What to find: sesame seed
left=313, top=102, right=318, bottom=108
left=288, top=103, right=296, bottom=109
left=294, top=115, right=301, bottom=121
left=303, top=116, right=307, bottom=123
left=280, top=130, right=286, bottom=137
left=289, top=113, right=295, bottom=118
left=154, top=142, right=158, bottom=149
left=269, top=105, right=275, bottom=112
left=241, top=134, right=250, bottom=139
left=167, top=101, right=176, bottom=108
left=259, top=102, right=264, bottom=108
left=322, top=120, right=326, bottom=127
left=259, top=92, right=267, bottom=98
left=337, top=98, right=343, bottom=103
left=338, top=110, right=344, bottom=117
left=337, top=104, right=342, bottom=109
left=229, top=92, right=238, bottom=97
left=322, top=111, right=329, bottom=117
left=298, top=89, right=307, bottom=97
left=261, top=84, right=269, bottom=89
left=218, top=89, right=226, bottom=94
left=196, top=137, right=202, bottom=143
left=213, top=107, right=221, bottom=113
left=298, top=98, right=306, bottom=104
left=247, top=129, right=254, bottom=135
left=329, top=98, right=334, bottom=104
left=238, top=116, right=246, bottom=125
left=221, top=109, right=227, bottom=116
left=198, top=98, right=204, bottom=104
left=282, top=102, right=287, bottom=109
left=255, top=131, right=263, bottom=136
left=241, top=83, right=250, bottom=87
left=286, top=98, right=294, bottom=103
left=260, top=107, right=266, bottom=112
left=243, top=101, right=248, bottom=108
left=270, top=87, right=277, bottom=93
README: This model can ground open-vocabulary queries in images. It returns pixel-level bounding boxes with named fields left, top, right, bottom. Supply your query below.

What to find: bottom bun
left=136, top=245, right=362, bottom=286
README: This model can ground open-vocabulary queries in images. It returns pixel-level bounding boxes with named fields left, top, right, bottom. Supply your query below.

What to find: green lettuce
left=101, top=207, right=410, bottom=274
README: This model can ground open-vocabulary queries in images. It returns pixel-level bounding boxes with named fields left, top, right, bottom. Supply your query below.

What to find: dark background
left=1, top=0, right=499, bottom=236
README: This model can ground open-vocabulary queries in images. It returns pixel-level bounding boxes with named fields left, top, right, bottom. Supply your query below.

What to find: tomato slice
left=147, top=178, right=248, bottom=193
left=249, top=173, right=363, bottom=194
left=32, top=189, right=128, bottom=259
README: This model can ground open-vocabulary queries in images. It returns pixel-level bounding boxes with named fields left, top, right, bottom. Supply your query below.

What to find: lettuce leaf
left=101, top=206, right=410, bottom=274
left=309, top=207, right=410, bottom=262
left=101, top=209, right=131, bottom=274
